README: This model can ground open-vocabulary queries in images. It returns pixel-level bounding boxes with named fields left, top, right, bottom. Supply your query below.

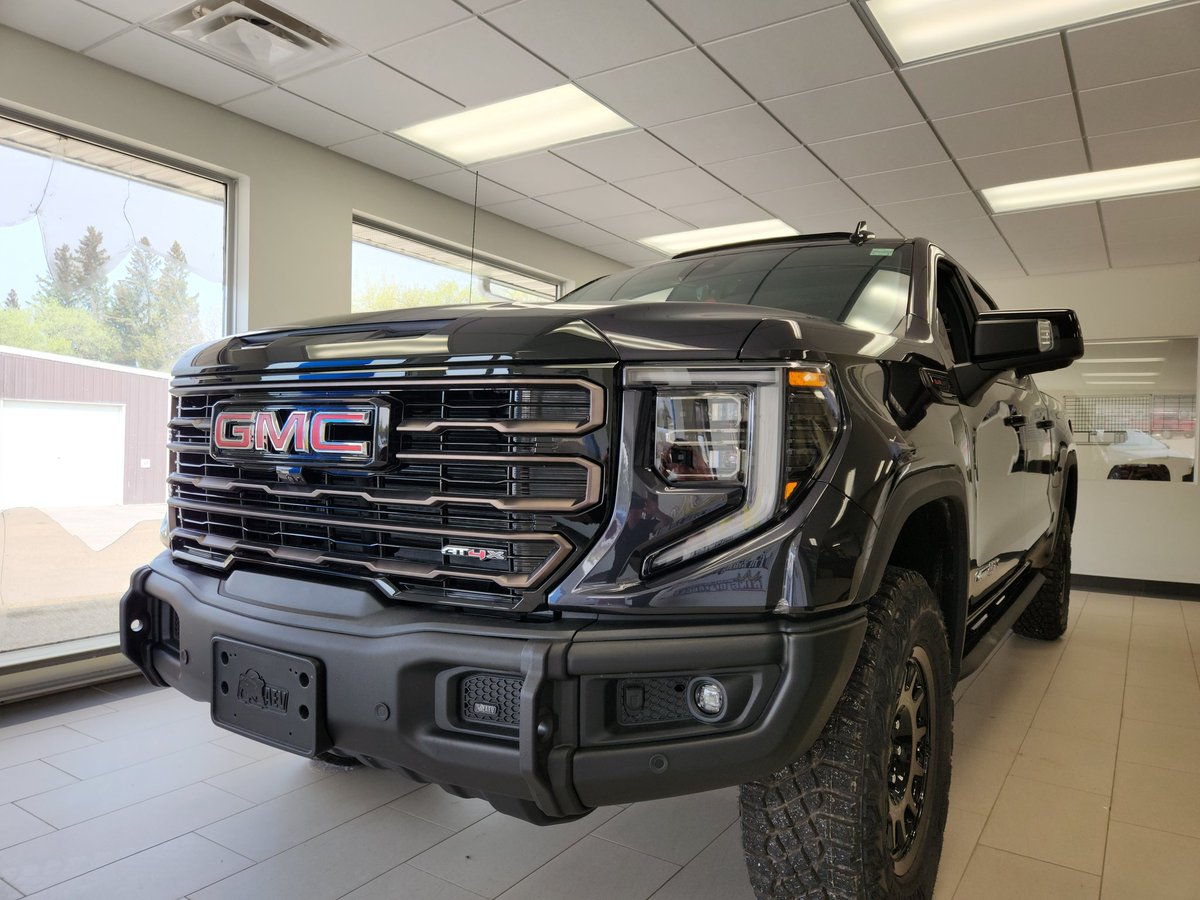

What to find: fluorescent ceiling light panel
left=867, top=0, right=1170, bottom=62
left=1092, top=339, right=1169, bottom=346
left=1083, top=372, right=1159, bottom=377
left=1082, top=380, right=1155, bottom=385
left=639, top=219, right=798, bottom=255
left=395, top=85, right=633, bottom=165
left=982, top=158, right=1200, bottom=213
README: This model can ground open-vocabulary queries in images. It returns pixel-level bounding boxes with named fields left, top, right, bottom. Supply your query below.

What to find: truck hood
left=178, top=300, right=897, bottom=375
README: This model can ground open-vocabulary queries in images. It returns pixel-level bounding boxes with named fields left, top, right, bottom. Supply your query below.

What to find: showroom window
left=1036, top=338, right=1199, bottom=482
left=351, top=218, right=561, bottom=312
left=0, top=111, right=231, bottom=660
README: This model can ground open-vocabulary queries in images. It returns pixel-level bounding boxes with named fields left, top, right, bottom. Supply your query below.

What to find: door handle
left=1003, top=414, right=1027, bottom=428
left=1036, top=419, right=1054, bottom=430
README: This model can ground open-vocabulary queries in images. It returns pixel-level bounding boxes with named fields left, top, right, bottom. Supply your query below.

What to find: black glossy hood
left=176, top=300, right=898, bottom=376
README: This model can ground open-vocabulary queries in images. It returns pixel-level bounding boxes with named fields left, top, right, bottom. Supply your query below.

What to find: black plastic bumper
left=121, top=554, right=866, bottom=822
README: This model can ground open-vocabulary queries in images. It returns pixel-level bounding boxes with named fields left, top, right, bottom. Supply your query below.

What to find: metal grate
left=166, top=373, right=609, bottom=611
left=1065, top=393, right=1196, bottom=442
left=616, top=676, right=693, bottom=726
left=461, top=673, right=523, bottom=728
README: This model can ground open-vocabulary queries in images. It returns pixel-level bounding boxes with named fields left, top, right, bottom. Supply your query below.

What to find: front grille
left=461, top=672, right=523, bottom=729
left=167, top=372, right=610, bottom=611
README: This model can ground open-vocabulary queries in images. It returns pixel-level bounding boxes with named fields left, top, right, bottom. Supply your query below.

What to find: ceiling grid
left=3, top=0, right=1197, bottom=276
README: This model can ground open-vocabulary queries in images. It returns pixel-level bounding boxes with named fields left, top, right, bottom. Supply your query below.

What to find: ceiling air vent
left=149, top=1, right=353, bottom=81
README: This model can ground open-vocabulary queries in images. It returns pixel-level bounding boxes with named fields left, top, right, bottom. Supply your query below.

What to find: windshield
left=561, top=242, right=914, bottom=333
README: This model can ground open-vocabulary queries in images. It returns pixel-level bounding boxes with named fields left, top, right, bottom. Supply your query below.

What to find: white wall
left=0, top=25, right=624, bottom=331
left=990, top=261, right=1200, bottom=585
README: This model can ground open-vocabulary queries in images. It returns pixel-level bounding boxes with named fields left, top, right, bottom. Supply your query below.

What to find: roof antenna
left=850, top=220, right=874, bottom=245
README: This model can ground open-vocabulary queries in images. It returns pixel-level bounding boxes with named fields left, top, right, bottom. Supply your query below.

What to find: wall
left=0, top=25, right=624, bottom=332
left=989, top=262, right=1200, bottom=585
left=0, top=347, right=169, bottom=504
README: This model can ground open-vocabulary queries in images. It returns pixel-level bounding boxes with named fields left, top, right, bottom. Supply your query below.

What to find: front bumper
left=121, top=554, right=866, bottom=822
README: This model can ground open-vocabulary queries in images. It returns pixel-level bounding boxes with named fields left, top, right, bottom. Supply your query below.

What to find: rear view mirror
left=956, top=309, right=1083, bottom=403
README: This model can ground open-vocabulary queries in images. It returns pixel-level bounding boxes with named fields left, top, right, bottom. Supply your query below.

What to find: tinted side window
left=968, top=278, right=998, bottom=315
left=935, top=260, right=972, bottom=364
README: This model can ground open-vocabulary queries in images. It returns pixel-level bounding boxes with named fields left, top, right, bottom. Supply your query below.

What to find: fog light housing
left=689, top=677, right=726, bottom=721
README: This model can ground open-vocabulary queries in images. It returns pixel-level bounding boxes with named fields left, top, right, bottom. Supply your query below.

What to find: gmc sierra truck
left=122, top=231, right=1082, bottom=899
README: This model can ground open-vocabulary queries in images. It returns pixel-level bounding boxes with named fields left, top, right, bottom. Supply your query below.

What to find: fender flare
left=852, top=468, right=971, bottom=674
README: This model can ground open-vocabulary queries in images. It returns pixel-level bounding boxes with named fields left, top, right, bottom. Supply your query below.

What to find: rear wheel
left=739, top=567, right=953, bottom=899
left=1013, top=514, right=1071, bottom=641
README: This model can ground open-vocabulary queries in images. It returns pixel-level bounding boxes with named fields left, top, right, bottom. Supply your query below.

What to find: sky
left=0, top=142, right=226, bottom=339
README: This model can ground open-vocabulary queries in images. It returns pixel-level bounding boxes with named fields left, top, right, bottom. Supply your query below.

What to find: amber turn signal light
left=788, top=369, right=827, bottom=388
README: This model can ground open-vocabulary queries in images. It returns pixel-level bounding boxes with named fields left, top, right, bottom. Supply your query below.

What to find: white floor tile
left=592, top=788, right=739, bottom=865
left=22, top=833, right=251, bottom=900
left=0, top=760, right=77, bottom=805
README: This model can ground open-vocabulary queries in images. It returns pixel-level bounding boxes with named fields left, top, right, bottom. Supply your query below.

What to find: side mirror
left=955, top=309, right=1083, bottom=404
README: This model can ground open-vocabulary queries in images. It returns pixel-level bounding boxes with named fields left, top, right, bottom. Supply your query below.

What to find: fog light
left=691, top=678, right=726, bottom=718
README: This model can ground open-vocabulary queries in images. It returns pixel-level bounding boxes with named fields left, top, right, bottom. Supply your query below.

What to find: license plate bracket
left=212, top=638, right=327, bottom=756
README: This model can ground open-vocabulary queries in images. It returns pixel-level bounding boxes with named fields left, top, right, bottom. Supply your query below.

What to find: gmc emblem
left=210, top=402, right=382, bottom=465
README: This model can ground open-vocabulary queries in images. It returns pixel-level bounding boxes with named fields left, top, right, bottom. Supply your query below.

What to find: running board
left=957, top=570, right=1048, bottom=679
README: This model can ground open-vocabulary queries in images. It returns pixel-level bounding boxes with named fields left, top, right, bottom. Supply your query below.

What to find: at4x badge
left=443, top=546, right=508, bottom=562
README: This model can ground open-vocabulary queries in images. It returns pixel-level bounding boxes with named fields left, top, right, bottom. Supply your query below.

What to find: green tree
left=4, top=289, right=17, bottom=309
left=33, top=243, right=79, bottom=307
left=145, top=241, right=203, bottom=370
left=352, top=278, right=472, bottom=312
left=74, top=226, right=111, bottom=313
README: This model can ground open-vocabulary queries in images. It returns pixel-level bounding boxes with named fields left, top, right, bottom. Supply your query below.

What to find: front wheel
left=739, top=567, right=954, bottom=899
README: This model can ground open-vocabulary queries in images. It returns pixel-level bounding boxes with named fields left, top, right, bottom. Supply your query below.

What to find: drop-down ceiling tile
left=704, top=146, right=835, bottom=195
left=765, top=73, right=923, bottom=145
left=274, top=0, right=470, bottom=51
left=589, top=210, right=692, bottom=242
left=749, top=180, right=868, bottom=221
left=994, top=203, right=1104, bottom=253
left=651, top=106, right=797, bottom=165
left=616, top=168, right=736, bottom=209
left=540, top=220, right=627, bottom=249
left=481, top=198, right=577, bottom=229
left=86, top=28, right=269, bottom=106
left=704, top=5, right=890, bottom=99
left=1078, top=69, right=1200, bottom=137
left=900, top=35, right=1071, bottom=120
left=330, top=134, right=457, bottom=180
left=810, top=123, right=948, bottom=178
left=0, top=0, right=128, bottom=52
left=578, top=49, right=750, bottom=127
left=283, top=57, right=460, bottom=132
left=957, top=140, right=1089, bottom=190
left=1067, top=2, right=1200, bottom=90
left=376, top=19, right=562, bottom=108
left=84, top=0, right=183, bottom=23
left=1089, top=120, right=1200, bottom=169
left=224, top=88, right=374, bottom=147
left=665, top=196, right=770, bottom=228
left=553, top=131, right=692, bottom=182
left=484, top=0, right=689, bottom=78
left=846, top=161, right=969, bottom=206
left=475, top=152, right=601, bottom=196
left=933, top=94, right=1080, bottom=159
left=538, top=184, right=653, bottom=220
left=1015, top=241, right=1110, bottom=276
left=412, top=170, right=523, bottom=207
left=936, top=236, right=1024, bottom=277
left=875, top=193, right=990, bottom=235
left=1101, top=189, right=1200, bottom=233
left=653, top=0, right=841, bottom=43
left=1108, top=236, right=1200, bottom=268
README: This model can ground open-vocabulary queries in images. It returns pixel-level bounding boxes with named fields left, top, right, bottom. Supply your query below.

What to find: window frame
left=351, top=215, right=566, bottom=309
left=0, top=103, right=239, bottom=335
left=0, top=104, right=237, bottom=700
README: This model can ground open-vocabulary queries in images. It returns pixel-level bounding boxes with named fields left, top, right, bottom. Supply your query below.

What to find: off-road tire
left=1012, top=515, right=1071, bottom=641
left=739, top=567, right=953, bottom=899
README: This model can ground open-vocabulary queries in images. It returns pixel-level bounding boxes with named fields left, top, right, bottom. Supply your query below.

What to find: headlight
left=626, top=364, right=839, bottom=574
left=653, top=390, right=747, bottom=484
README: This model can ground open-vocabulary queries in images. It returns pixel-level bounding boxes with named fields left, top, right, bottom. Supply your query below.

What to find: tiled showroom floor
left=1, top=591, right=1198, bottom=900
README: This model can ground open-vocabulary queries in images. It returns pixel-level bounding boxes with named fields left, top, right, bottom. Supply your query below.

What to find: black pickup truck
left=122, top=231, right=1082, bottom=898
